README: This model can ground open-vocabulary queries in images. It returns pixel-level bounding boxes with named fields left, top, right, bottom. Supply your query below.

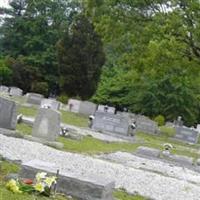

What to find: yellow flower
left=36, top=172, right=47, bottom=182
left=6, top=179, right=22, bottom=193
left=34, top=182, right=45, bottom=193
left=44, top=176, right=57, bottom=187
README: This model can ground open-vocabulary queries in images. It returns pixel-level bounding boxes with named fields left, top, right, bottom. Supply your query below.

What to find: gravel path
left=0, top=134, right=200, bottom=200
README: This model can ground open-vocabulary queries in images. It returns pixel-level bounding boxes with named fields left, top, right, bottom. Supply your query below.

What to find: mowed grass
left=114, top=190, right=149, bottom=200
left=16, top=122, right=200, bottom=158
left=58, top=136, right=140, bottom=154
left=18, top=106, right=88, bottom=127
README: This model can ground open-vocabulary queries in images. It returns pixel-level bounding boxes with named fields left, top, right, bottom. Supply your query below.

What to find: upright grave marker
left=79, top=101, right=97, bottom=116
left=32, top=108, right=60, bottom=142
left=9, top=87, right=23, bottom=96
left=174, top=126, right=199, bottom=144
left=0, top=97, right=17, bottom=130
left=41, top=98, right=60, bottom=110
left=27, top=93, right=44, bottom=105
left=92, top=112, right=130, bottom=135
left=136, top=116, right=158, bottom=134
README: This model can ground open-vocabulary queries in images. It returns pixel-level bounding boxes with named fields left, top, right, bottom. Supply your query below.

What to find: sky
left=0, top=0, right=9, bottom=8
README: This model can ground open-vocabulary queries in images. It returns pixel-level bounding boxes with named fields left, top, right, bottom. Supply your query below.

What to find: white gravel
left=1, top=134, right=200, bottom=200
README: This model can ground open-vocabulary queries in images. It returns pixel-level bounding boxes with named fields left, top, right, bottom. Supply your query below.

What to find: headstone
left=173, top=126, right=199, bottom=144
left=168, top=154, right=193, bottom=166
left=79, top=101, right=97, bottom=116
left=40, top=98, right=60, bottom=110
left=136, top=146, right=161, bottom=158
left=0, top=85, right=9, bottom=93
left=20, top=159, right=115, bottom=200
left=0, top=97, right=17, bottom=130
left=196, top=124, right=200, bottom=133
left=26, top=93, right=44, bottom=105
left=136, top=116, right=158, bottom=134
left=68, top=99, right=81, bottom=113
left=9, top=87, right=23, bottom=96
left=92, top=112, right=130, bottom=135
left=97, top=105, right=115, bottom=114
left=32, top=108, right=60, bottom=141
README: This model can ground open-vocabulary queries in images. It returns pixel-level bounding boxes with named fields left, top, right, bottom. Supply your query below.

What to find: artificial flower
left=36, top=172, right=47, bottom=182
left=34, top=182, right=45, bottom=193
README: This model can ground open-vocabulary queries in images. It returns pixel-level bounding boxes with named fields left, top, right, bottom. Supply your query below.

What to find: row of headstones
left=91, top=111, right=200, bottom=144
left=0, top=85, right=23, bottom=96
left=0, top=97, right=60, bottom=145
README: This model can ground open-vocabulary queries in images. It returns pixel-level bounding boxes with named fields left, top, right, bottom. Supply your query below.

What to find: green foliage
left=114, top=189, right=148, bottom=200
left=154, top=115, right=165, bottom=126
left=57, top=13, right=105, bottom=99
left=0, top=59, right=12, bottom=84
left=57, top=94, right=69, bottom=104
left=159, top=126, right=176, bottom=137
left=31, top=82, right=48, bottom=97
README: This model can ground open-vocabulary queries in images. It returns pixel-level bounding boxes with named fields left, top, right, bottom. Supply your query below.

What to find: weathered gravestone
left=40, top=98, right=60, bottom=110
left=9, top=87, right=23, bottom=96
left=32, top=108, right=60, bottom=141
left=20, top=159, right=115, bottom=200
left=173, top=126, right=199, bottom=144
left=92, top=112, right=130, bottom=135
left=0, top=97, right=17, bottom=130
left=24, top=108, right=63, bottom=148
left=26, top=93, right=44, bottom=105
left=79, top=101, right=97, bottom=116
left=97, top=105, right=115, bottom=114
left=136, top=116, right=158, bottom=134
left=0, top=85, right=9, bottom=93
left=68, top=99, right=81, bottom=113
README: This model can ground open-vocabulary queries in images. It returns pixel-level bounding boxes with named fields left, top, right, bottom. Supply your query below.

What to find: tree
left=57, top=14, right=105, bottom=99
left=0, top=0, right=71, bottom=94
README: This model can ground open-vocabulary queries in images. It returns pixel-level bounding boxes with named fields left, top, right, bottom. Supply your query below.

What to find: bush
left=57, top=94, right=69, bottom=104
left=159, top=126, right=176, bottom=137
left=31, top=82, right=48, bottom=96
left=154, top=115, right=165, bottom=126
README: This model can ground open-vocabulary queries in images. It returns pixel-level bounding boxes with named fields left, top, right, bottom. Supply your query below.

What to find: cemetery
left=1, top=1, right=200, bottom=199
left=0, top=91, right=200, bottom=200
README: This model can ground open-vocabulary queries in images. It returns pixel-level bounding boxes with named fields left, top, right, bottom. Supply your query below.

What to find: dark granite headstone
left=174, top=127, right=199, bottom=144
left=92, top=112, right=130, bottom=135
left=0, top=97, right=17, bottom=130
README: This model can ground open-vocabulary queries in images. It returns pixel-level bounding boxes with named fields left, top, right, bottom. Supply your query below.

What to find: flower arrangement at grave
left=6, top=172, right=57, bottom=196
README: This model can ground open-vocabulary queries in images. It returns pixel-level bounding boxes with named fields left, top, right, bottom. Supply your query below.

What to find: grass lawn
left=16, top=122, right=200, bottom=158
left=18, top=106, right=88, bottom=127
left=114, top=190, right=149, bottom=200
left=58, top=136, right=140, bottom=154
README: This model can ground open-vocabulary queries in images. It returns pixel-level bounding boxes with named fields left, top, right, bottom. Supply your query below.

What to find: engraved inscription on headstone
left=174, top=126, right=199, bottom=144
left=92, top=112, right=129, bottom=135
left=0, top=97, right=17, bottom=130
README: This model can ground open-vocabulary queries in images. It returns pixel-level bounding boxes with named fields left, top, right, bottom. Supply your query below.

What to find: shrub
left=57, top=94, right=69, bottom=104
left=31, top=82, right=48, bottom=96
left=159, top=126, right=176, bottom=137
left=154, top=115, right=165, bottom=126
